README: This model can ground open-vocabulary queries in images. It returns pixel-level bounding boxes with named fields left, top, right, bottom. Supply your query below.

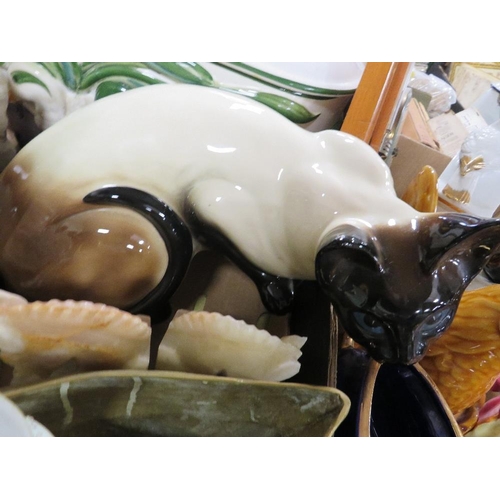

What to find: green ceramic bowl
left=3, top=370, right=350, bottom=437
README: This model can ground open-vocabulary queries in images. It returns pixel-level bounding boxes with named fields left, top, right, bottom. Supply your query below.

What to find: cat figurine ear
left=480, top=209, right=500, bottom=283
left=484, top=255, right=500, bottom=283
left=316, top=213, right=500, bottom=364
left=418, top=213, right=500, bottom=277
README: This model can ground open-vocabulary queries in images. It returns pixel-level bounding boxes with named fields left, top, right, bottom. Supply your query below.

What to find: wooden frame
left=341, top=62, right=413, bottom=153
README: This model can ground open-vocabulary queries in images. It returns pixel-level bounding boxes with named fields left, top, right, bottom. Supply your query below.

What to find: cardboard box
left=400, top=98, right=438, bottom=150
left=167, top=250, right=336, bottom=387
left=390, top=135, right=453, bottom=198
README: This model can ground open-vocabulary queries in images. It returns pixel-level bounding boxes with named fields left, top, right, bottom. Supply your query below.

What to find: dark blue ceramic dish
left=335, top=347, right=462, bottom=437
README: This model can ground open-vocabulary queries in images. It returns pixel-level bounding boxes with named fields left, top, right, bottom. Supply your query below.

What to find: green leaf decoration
left=80, top=62, right=147, bottom=73
left=79, top=62, right=100, bottom=71
left=218, top=62, right=357, bottom=98
left=34, top=63, right=81, bottom=90
left=94, top=78, right=150, bottom=100
left=5, top=62, right=322, bottom=126
left=144, top=62, right=214, bottom=86
left=10, top=70, right=51, bottom=94
left=244, top=91, right=319, bottom=124
left=57, top=62, right=81, bottom=91
left=37, top=62, right=61, bottom=79
left=79, top=64, right=164, bottom=90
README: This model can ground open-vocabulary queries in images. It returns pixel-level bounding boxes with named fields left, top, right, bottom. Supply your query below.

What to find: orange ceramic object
left=420, top=284, right=500, bottom=416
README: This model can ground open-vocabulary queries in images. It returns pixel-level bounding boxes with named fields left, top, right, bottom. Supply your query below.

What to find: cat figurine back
left=1, top=84, right=500, bottom=364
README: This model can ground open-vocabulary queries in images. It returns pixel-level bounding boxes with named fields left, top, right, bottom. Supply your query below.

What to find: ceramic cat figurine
left=1, top=84, right=500, bottom=364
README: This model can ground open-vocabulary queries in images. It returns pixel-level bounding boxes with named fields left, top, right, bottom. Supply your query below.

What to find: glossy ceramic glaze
left=3, top=370, right=350, bottom=437
left=2, top=84, right=500, bottom=364
left=420, top=284, right=500, bottom=417
left=0, top=84, right=412, bottom=297
left=0, top=62, right=364, bottom=136
left=211, top=62, right=364, bottom=130
left=0, top=70, right=16, bottom=167
left=335, top=347, right=461, bottom=437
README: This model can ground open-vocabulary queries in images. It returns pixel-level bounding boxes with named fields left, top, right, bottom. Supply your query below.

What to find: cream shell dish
left=0, top=298, right=307, bottom=386
left=156, top=310, right=306, bottom=381
left=0, top=299, right=152, bottom=387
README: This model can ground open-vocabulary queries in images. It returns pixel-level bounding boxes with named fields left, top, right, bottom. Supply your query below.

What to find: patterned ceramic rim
left=1, top=62, right=357, bottom=126
left=216, top=62, right=358, bottom=98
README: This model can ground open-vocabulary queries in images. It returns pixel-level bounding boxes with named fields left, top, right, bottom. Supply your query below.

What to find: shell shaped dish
left=157, top=310, right=306, bottom=381
left=0, top=299, right=151, bottom=387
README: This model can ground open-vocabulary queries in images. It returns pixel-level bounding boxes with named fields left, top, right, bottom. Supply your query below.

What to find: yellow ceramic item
left=420, top=284, right=500, bottom=417
left=401, top=165, right=439, bottom=212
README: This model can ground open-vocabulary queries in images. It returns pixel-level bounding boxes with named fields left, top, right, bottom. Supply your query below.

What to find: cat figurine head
left=316, top=213, right=500, bottom=364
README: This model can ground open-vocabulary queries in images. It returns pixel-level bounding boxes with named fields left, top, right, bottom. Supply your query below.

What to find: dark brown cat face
left=316, top=213, right=500, bottom=364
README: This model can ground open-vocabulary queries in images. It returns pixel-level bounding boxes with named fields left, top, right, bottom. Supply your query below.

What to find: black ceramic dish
left=335, top=347, right=462, bottom=437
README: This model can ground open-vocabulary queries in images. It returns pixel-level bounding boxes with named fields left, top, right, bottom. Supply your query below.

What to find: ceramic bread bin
left=0, top=61, right=362, bottom=172
left=0, top=62, right=364, bottom=144
left=2, top=84, right=500, bottom=369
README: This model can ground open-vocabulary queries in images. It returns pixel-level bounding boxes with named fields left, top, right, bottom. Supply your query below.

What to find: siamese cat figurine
left=1, top=84, right=500, bottom=365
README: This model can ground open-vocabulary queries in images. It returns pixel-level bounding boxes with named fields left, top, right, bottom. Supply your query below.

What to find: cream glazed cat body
left=1, top=84, right=500, bottom=364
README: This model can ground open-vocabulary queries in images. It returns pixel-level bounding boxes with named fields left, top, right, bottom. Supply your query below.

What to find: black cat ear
left=418, top=213, right=500, bottom=280
left=315, top=225, right=382, bottom=287
left=484, top=254, right=500, bottom=282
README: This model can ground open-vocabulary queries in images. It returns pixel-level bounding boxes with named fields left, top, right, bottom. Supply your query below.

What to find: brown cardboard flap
left=391, top=135, right=452, bottom=198
left=167, top=250, right=335, bottom=386
left=169, top=250, right=289, bottom=337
